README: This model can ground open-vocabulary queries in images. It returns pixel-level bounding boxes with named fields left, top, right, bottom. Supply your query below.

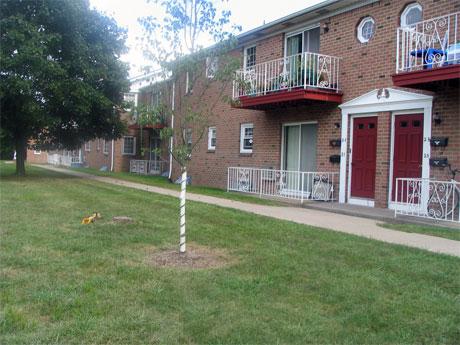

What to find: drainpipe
left=111, top=139, right=115, bottom=171
left=168, top=81, right=175, bottom=180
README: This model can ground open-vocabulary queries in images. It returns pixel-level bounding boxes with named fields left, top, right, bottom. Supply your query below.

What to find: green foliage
left=0, top=0, right=130, bottom=173
left=139, top=0, right=241, bottom=170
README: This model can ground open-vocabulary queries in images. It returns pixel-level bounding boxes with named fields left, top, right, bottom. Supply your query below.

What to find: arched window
left=401, top=3, right=422, bottom=27
left=357, top=17, right=375, bottom=43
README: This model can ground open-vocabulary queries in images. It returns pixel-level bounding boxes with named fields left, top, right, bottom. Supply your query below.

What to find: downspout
left=168, top=81, right=175, bottom=180
left=111, top=139, right=115, bottom=172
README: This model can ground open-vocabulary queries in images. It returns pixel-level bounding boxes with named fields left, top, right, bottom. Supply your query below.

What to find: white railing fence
left=233, top=52, right=340, bottom=99
left=394, top=178, right=460, bottom=223
left=47, top=151, right=82, bottom=167
left=227, top=167, right=338, bottom=202
left=396, top=12, right=459, bottom=73
left=130, top=159, right=167, bottom=175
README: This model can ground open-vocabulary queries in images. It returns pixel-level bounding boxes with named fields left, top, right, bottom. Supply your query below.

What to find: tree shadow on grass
left=0, top=163, right=79, bottom=182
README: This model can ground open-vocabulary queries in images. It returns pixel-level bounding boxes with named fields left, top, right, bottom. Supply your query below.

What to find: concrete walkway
left=36, top=165, right=460, bottom=257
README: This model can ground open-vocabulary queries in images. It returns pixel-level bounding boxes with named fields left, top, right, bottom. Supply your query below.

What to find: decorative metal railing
left=232, top=52, right=341, bottom=99
left=394, top=178, right=460, bottom=223
left=130, top=159, right=166, bottom=175
left=227, top=167, right=338, bottom=202
left=396, top=12, right=460, bottom=73
left=47, top=151, right=82, bottom=167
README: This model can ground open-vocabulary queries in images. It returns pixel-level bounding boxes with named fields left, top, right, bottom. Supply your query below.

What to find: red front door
left=351, top=117, right=378, bottom=199
left=392, top=114, right=423, bottom=201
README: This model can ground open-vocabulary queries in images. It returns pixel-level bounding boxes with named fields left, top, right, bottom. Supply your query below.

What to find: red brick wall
left=142, top=0, right=459, bottom=209
left=26, top=149, right=48, bottom=164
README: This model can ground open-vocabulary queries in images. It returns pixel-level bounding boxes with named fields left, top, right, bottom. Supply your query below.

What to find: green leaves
left=0, top=0, right=129, bottom=154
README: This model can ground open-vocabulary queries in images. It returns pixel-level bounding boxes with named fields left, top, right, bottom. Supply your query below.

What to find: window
left=84, top=142, right=91, bottom=152
left=103, top=140, right=109, bottom=154
left=285, top=26, right=320, bottom=57
left=357, top=17, right=375, bottom=43
left=151, top=91, right=160, bottom=107
left=401, top=3, right=422, bottom=27
left=184, top=128, right=192, bottom=149
left=208, top=127, right=216, bottom=150
left=33, top=149, right=41, bottom=155
left=122, top=136, right=136, bottom=155
left=206, top=56, right=218, bottom=78
left=244, top=46, right=256, bottom=70
left=240, top=123, right=253, bottom=153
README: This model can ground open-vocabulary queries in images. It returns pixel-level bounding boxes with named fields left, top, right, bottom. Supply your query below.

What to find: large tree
left=0, top=0, right=130, bottom=175
left=139, top=0, right=240, bottom=254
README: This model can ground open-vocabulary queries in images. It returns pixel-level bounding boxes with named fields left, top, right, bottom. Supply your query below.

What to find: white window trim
left=243, top=45, right=256, bottom=70
left=401, top=3, right=422, bottom=27
left=33, top=149, right=41, bottom=155
left=357, top=17, right=375, bottom=43
left=208, top=127, right=216, bottom=151
left=103, top=140, right=109, bottom=155
left=84, top=142, right=91, bottom=152
left=122, top=136, right=136, bottom=155
left=240, top=123, right=253, bottom=154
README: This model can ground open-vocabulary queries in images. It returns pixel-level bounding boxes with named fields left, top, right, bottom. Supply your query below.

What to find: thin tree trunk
left=15, top=138, right=26, bottom=176
left=179, top=168, right=187, bottom=253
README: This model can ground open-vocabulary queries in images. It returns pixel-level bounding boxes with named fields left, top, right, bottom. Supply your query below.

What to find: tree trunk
left=179, top=168, right=187, bottom=254
left=15, top=138, right=26, bottom=176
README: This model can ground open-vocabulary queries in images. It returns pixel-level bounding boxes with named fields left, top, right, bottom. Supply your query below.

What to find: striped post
left=179, top=169, right=187, bottom=253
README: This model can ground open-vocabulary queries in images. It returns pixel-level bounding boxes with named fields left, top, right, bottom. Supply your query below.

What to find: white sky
left=89, top=0, right=324, bottom=77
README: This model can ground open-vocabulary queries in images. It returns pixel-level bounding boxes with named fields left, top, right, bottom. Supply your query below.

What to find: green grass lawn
left=70, top=166, right=281, bottom=206
left=1, top=162, right=459, bottom=344
left=379, top=222, right=460, bottom=241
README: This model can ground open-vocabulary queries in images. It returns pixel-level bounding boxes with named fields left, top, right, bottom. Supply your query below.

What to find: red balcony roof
left=232, top=88, right=343, bottom=109
left=392, top=64, right=460, bottom=88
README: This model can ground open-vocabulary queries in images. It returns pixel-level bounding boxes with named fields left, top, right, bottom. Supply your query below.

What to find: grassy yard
left=379, top=222, right=460, bottom=241
left=1, top=162, right=459, bottom=344
left=70, top=166, right=281, bottom=205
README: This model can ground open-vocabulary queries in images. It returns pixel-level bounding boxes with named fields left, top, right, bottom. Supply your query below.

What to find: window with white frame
left=208, top=127, right=216, bottom=150
left=33, top=149, right=41, bottom=155
left=206, top=56, right=218, bottom=78
left=103, top=140, right=109, bottom=154
left=122, top=136, right=136, bottom=155
left=240, top=123, right=253, bottom=153
left=84, top=142, right=91, bottom=152
left=357, top=17, right=375, bottom=43
left=244, top=46, right=256, bottom=70
left=401, top=3, right=422, bottom=27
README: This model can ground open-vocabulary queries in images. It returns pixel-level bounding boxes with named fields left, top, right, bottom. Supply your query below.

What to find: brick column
left=374, top=111, right=391, bottom=208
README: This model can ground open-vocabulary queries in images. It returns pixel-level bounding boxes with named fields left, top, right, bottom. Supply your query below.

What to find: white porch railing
left=232, top=52, right=341, bottom=99
left=394, top=178, right=460, bottom=223
left=227, top=167, right=338, bottom=202
left=47, top=150, right=82, bottom=167
left=130, top=159, right=166, bottom=175
left=396, top=12, right=460, bottom=73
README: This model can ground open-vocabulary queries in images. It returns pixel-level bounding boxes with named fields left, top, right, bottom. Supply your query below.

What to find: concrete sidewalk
left=36, top=165, right=460, bottom=257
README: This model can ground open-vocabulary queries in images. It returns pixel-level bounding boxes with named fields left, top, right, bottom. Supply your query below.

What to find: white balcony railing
left=232, top=52, right=341, bottom=99
left=396, top=12, right=460, bottom=73
left=130, top=159, right=166, bottom=175
left=227, top=167, right=338, bottom=202
left=394, top=178, right=460, bottom=223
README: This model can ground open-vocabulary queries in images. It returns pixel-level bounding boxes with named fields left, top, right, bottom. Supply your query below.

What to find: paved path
left=36, top=165, right=460, bottom=257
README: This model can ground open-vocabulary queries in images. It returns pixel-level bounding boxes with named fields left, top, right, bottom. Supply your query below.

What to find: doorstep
left=302, top=201, right=460, bottom=230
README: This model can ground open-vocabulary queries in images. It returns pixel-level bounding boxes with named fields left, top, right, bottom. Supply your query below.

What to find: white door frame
left=388, top=110, right=425, bottom=210
left=347, top=113, right=378, bottom=207
left=280, top=121, right=318, bottom=171
left=338, top=88, right=433, bottom=206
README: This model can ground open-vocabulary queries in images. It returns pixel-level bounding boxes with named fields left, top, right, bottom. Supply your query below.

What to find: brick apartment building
left=29, top=0, right=460, bottom=214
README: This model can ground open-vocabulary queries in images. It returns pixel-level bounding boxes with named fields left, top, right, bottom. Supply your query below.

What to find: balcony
left=393, top=12, right=460, bottom=88
left=130, top=159, right=167, bottom=175
left=232, top=52, right=342, bottom=109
